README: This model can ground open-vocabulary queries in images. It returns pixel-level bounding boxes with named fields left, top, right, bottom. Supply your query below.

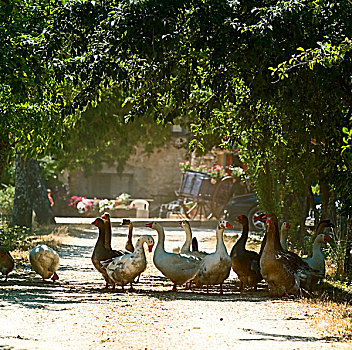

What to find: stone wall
left=59, top=139, right=225, bottom=217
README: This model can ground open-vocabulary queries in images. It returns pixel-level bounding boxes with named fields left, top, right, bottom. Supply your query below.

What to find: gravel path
left=0, top=223, right=350, bottom=349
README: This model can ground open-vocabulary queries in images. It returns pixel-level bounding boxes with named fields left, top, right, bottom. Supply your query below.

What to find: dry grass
left=300, top=298, right=352, bottom=341
left=11, top=225, right=69, bottom=262
left=223, top=231, right=352, bottom=340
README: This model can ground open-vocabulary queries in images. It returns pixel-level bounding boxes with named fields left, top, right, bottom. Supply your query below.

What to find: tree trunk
left=26, top=159, right=56, bottom=225
left=13, top=156, right=56, bottom=227
left=344, top=218, right=351, bottom=277
left=0, top=135, right=10, bottom=179
left=320, top=180, right=330, bottom=219
left=294, top=188, right=310, bottom=254
left=13, top=157, right=33, bottom=227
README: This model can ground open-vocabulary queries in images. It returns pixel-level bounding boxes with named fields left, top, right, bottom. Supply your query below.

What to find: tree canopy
left=2, top=0, right=352, bottom=234
left=0, top=0, right=81, bottom=175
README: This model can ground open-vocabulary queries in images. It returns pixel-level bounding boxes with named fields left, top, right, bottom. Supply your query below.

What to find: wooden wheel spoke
left=211, top=176, right=234, bottom=219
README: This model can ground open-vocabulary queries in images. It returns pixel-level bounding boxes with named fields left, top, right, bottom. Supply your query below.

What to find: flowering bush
left=178, top=162, right=226, bottom=181
left=69, top=193, right=135, bottom=215
left=207, top=165, right=227, bottom=181
left=230, top=166, right=245, bottom=179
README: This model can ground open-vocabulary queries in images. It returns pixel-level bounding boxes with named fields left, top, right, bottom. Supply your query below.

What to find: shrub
left=0, top=223, right=31, bottom=251
left=0, top=184, right=15, bottom=215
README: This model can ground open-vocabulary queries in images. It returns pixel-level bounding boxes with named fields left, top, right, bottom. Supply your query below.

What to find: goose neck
left=266, top=222, right=282, bottom=250
left=155, top=225, right=165, bottom=252
left=104, top=220, right=112, bottom=249
left=280, top=231, right=288, bottom=250
left=135, top=238, right=146, bottom=255
left=96, top=226, right=106, bottom=248
left=237, top=223, right=249, bottom=248
left=312, top=240, right=324, bottom=257
left=181, top=225, right=192, bottom=252
left=216, top=227, right=227, bottom=253
left=128, top=224, right=133, bottom=239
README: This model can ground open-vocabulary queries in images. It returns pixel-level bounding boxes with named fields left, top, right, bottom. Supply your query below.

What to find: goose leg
left=238, top=281, right=243, bottom=292
left=219, top=283, right=223, bottom=296
left=172, top=283, right=177, bottom=292
left=188, top=280, right=194, bottom=290
left=129, top=283, right=135, bottom=292
left=206, top=285, right=209, bottom=294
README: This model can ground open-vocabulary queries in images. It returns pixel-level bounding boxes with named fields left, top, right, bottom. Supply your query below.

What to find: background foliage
left=1, top=0, right=351, bottom=270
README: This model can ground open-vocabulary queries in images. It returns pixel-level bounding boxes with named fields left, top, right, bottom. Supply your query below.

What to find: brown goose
left=230, top=215, right=262, bottom=292
left=121, top=219, right=135, bottom=253
left=91, top=218, right=126, bottom=289
left=255, top=213, right=268, bottom=257
left=0, top=246, right=15, bottom=281
left=260, top=213, right=319, bottom=297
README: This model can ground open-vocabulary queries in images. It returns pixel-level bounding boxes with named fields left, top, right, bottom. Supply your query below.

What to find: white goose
left=101, top=235, right=154, bottom=292
left=303, top=233, right=332, bottom=277
left=146, top=222, right=202, bottom=292
left=194, top=220, right=232, bottom=295
left=302, top=219, right=335, bottom=289
left=29, top=245, right=60, bottom=282
left=280, top=222, right=290, bottom=250
left=179, top=220, right=208, bottom=258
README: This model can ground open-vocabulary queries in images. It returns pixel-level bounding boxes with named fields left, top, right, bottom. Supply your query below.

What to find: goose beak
left=148, top=245, right=153, bottom=252
left=226, top=222, right=232, bottom=228
left=91, top=219, right=98, bottom=226
left=145, top=223, right=153, bottom=228
left=236, top=216, right=242, bottom=223
left=51, top=272, right=59, bottom=281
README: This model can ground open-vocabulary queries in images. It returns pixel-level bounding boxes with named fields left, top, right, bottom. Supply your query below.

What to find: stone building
left=57, top=127, right=240, bottom=217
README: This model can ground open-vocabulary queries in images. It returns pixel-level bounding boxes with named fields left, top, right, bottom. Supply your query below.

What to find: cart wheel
left=211, top=176, right=235, bottom=219
left=247, top=206, right=265, bottom=231
left=180, top=199, right=212, bottom=221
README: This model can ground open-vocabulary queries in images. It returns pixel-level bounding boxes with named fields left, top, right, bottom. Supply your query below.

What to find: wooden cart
left=176, top=170, right=235, bottom=220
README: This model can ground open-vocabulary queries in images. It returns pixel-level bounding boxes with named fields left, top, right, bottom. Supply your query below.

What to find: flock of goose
left=0, top=212, right=334, bottom=298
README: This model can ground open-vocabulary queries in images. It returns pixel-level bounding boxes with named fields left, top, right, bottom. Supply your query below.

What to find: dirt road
left=1, top=223, right=350, bottom=349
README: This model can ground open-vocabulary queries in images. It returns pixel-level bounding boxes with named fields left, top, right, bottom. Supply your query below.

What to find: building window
left=88, top=173, right=133, bottom=198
